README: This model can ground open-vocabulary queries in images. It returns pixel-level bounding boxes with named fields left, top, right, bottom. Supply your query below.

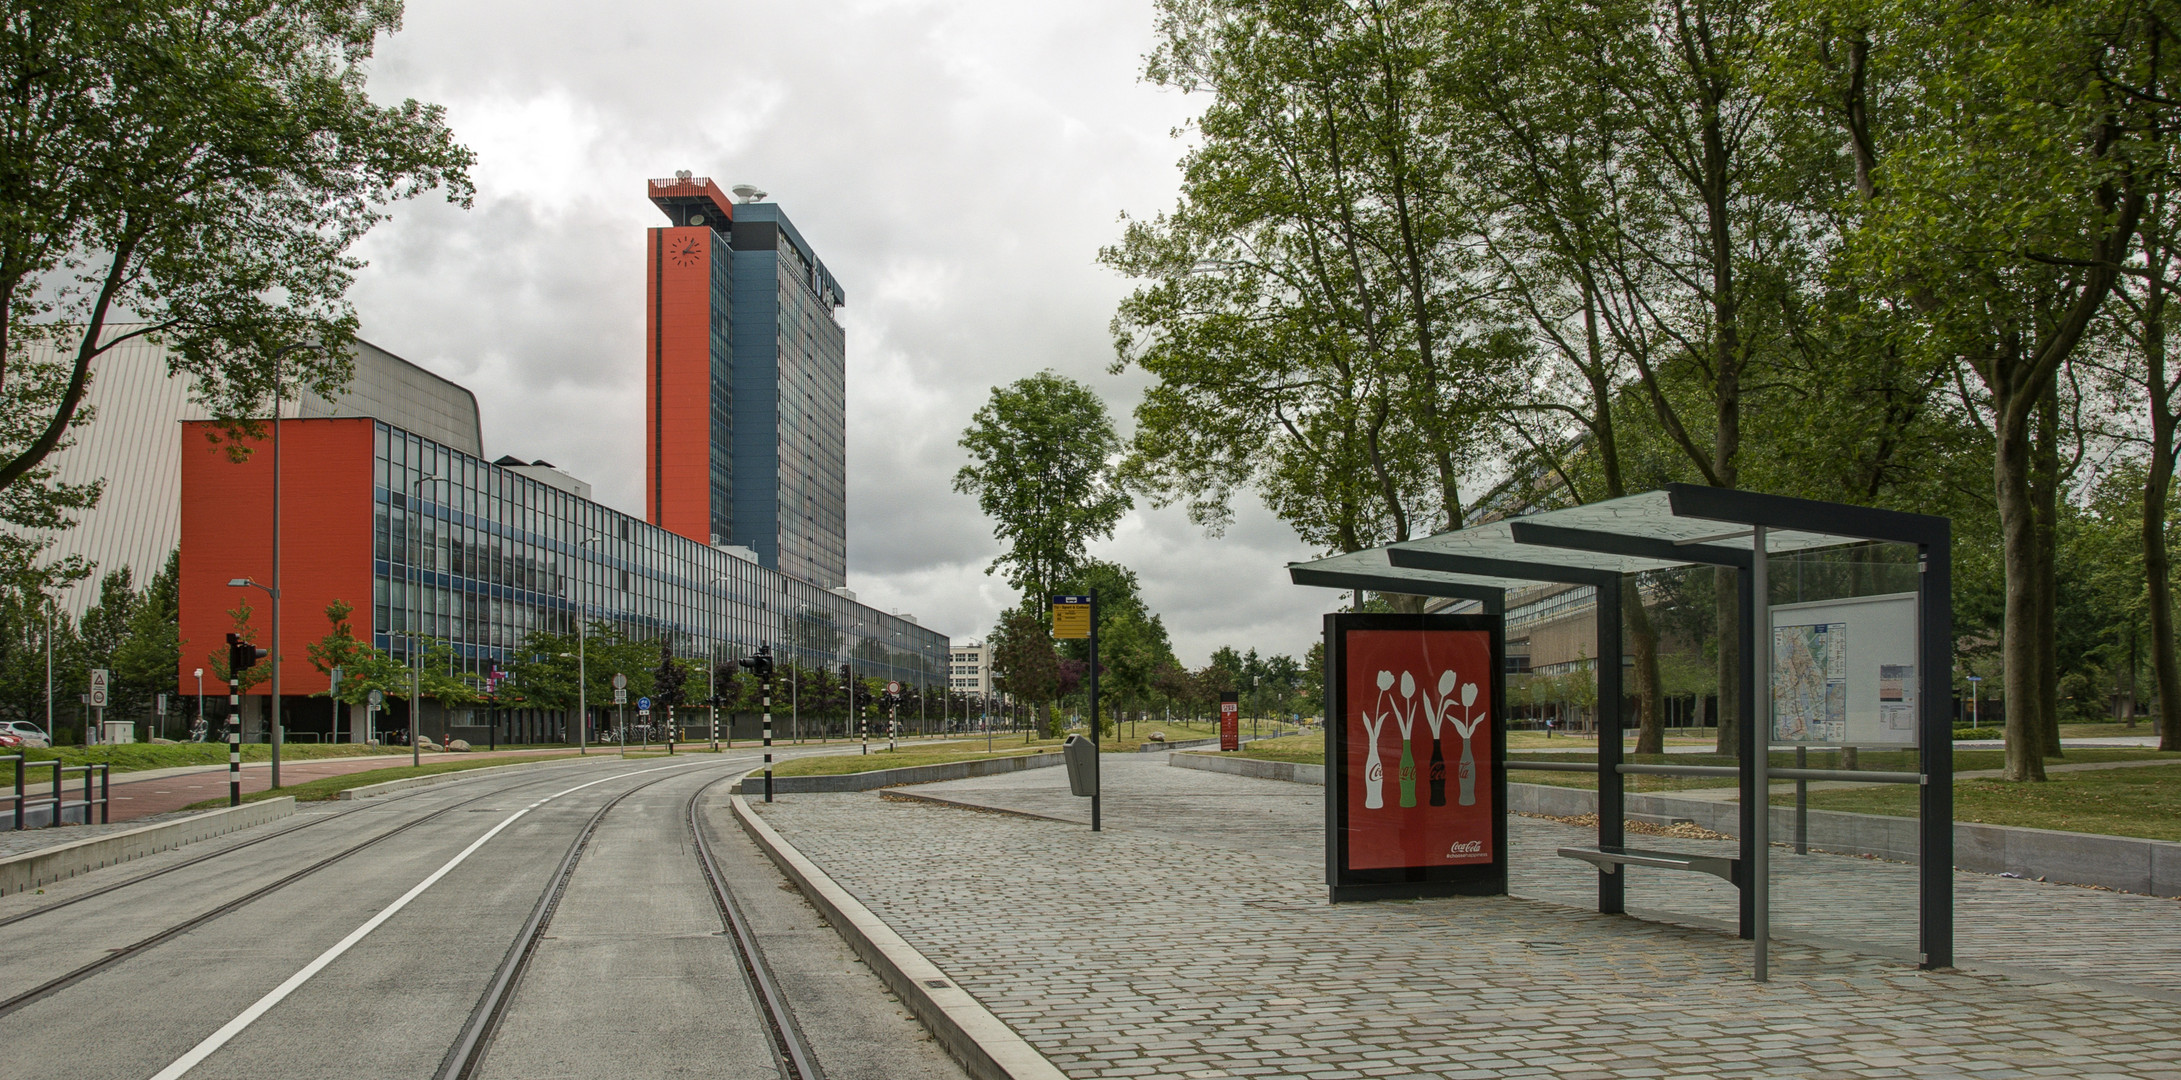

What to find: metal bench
left=1558, top=846, right=1742, bottom=887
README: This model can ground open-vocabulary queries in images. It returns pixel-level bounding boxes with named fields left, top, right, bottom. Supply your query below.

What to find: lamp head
left=226, top=578, right=250, bottom=588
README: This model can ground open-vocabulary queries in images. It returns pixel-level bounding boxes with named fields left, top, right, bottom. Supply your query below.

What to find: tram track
left=0, top=758, right=650, bottom=1020
left=434, top=765, right=825, bottom=1080
left=0, top=755, right=617, bottom=931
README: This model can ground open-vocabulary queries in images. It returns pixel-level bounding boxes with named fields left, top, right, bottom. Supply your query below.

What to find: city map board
left=1770, top=592, right=1919, bottom=747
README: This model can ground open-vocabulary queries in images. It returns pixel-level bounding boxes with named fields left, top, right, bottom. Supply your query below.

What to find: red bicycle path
left=82, top=748, right=586, bottom=821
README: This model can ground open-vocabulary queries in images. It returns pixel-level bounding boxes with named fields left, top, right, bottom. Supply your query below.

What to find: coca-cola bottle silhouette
left=1428, top=735, right=1446, bottom=806
left=1458, top=736, right=1477, bottom=806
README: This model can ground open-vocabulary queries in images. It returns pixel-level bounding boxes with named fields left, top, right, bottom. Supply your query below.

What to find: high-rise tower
left=645, top=175, right=848, bottom=590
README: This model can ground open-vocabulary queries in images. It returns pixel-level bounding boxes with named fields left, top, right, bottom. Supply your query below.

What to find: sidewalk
left=753, top=757, right=2181, bottom=1079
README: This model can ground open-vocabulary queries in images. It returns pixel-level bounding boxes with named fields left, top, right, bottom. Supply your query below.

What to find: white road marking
left=145, top=758, right=724, bottom=1080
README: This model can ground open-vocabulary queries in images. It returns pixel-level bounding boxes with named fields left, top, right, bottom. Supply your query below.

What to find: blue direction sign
left=637, top=696, right=652, bottom=712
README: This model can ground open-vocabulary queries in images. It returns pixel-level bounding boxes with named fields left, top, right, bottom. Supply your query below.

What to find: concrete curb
left=335, top=755, right=595, bottom=800
left=878, top=789, right=1082, bottom=826
left=1167, top=752, right=2181, bottom=898
left=0, top=797, right=296, bottom=896
left=731, top=793, right=1070, bottom=1080
left=1169, top=751, right=1323, bottom=784
left=758, top=751, right=1061, bottom=793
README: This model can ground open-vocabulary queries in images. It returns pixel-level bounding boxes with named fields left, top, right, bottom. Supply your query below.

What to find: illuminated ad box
left=1324, top=613, right=1506, bottom=902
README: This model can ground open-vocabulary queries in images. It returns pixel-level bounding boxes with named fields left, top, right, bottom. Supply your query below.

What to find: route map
left=1773, top=622, right=1846, bottom=742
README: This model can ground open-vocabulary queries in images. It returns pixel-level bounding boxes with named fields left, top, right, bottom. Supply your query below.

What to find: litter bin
left=1062, top=734, right=1097, bottom=797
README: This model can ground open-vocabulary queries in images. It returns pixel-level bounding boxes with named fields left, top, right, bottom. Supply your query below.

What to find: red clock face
left=669, top=235, right=704, bottom=267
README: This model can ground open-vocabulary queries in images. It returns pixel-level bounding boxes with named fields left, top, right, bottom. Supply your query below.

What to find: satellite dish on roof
left=675, top=169, right=693, bottom=182
left=732, top=183, right=766, bottom=203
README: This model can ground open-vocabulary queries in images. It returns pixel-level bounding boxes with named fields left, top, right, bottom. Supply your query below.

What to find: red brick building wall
left=646, top=223, right=720, bottom=544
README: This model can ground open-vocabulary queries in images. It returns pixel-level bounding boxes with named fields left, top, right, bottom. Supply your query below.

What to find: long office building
left=178, top=416, right=942, bottom=745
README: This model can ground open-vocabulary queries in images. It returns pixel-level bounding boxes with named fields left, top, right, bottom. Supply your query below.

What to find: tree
left=110, top=550, right=181, bottom=731
left=0, top=0, right=473, bottom=544
left=955, top=372, right=1132, bottom=602
left=988, top=605, right=1062, bottom=737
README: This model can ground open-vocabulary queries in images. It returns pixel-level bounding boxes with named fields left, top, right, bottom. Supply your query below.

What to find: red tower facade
left=644, top=175, right=737, bottom=544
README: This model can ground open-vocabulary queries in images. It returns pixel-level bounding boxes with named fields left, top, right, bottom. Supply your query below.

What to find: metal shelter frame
left=1289, top=484, right=1953, bottom=978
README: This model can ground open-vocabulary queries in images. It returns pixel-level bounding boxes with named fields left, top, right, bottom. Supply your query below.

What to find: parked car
left=0, top=721, right=51, bottom=748
left=0, top=732, right=21, bottom=749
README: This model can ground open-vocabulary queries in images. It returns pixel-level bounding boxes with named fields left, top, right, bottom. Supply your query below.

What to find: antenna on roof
left=731, top=183, right=766, bottom=203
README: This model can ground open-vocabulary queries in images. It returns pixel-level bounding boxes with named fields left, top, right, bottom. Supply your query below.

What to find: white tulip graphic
left=1361, top=709, right=1387, bottom=809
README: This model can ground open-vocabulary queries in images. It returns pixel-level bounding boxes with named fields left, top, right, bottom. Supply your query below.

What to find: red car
left=0, top=732, right=22, bottom=749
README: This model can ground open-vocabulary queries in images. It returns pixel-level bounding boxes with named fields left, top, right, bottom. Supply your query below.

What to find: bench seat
left=1557, top=845, right=1742, bottom=887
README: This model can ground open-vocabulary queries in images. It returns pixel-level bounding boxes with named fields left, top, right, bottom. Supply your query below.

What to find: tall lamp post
left=574, top=535, right=601, bottom=755
left=194, top=667, right=204, bottom=740
left=409, top=473, right=453, bottom=767
left=257, top=342, right=326, bottom=789
left=1967, top=675, right=1983, bottom=729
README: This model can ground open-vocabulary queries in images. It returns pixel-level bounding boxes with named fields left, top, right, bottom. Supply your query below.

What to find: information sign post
left=1324, top=612, right=1506, bottom=902
left=1051, top=593, right=1097, bottom=831
left=1218, top=693, right=1240, bottom=751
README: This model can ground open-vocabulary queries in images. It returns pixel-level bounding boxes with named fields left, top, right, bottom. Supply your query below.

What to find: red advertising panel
left=1219, top=693, right=1240, bottom=751
left=1326, top=613, right=1505, bottom=901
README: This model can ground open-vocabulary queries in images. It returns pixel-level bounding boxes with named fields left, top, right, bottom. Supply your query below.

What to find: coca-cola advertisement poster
left=1325, top=613, right=1505, bottom=901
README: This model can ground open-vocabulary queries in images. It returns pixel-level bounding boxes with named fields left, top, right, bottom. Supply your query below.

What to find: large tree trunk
left=1997, top=401, right=2049, bottom=781
left=2032, top=385, right=2064, bottom=758
left=1627, top=577, right=1665, bottom=754
left=2148, top=353, right=2181, bottom=753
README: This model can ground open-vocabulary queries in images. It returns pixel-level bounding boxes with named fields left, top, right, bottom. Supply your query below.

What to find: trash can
left=1062, top=734, right=1097, bottom=797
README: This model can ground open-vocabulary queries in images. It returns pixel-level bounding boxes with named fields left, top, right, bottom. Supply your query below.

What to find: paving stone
left=755, top=757, right=2180, bottom=1079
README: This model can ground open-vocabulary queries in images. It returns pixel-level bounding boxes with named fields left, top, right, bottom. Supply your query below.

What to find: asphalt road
left=0, top=748, right=967, bottom=1080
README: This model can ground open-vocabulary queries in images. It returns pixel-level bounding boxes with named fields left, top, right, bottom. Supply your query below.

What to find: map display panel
left=1768, top=592, right=1919, bottom=747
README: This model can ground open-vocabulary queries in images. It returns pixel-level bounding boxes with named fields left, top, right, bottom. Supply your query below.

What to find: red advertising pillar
left=1219, top=692, right=1240, bottom=751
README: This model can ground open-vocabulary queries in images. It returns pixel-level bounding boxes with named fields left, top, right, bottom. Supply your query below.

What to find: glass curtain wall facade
left=369, top=421, right=943, bottom=690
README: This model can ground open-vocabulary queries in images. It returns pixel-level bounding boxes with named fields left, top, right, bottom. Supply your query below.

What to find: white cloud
left=345, top=0, right=1335, bottom=666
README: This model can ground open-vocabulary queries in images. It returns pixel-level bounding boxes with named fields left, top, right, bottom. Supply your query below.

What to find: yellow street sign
left=1051, top=596, right=1092, bottom=640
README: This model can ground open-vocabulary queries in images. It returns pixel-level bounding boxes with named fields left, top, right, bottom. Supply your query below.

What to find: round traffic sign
left=637, top=696, right=651, bottom=711
left=887, top=681, right=901, bottom=694
left=612, top=673, right=628, bottom=689
left=368, top=689, right=384, bottom=708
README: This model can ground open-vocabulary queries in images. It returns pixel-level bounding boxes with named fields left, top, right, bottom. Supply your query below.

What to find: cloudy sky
left=348, top=0, right=1345, bottom=665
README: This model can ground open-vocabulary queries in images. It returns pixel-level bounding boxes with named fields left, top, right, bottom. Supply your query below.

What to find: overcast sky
left=348, top=0, right=1345, bottom=666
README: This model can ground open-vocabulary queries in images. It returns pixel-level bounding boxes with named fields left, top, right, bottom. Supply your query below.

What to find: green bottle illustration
left=1397, top=671, right=1418, bottom=807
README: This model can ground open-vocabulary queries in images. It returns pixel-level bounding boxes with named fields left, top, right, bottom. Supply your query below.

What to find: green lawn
left=767, top=745, right=1054, bottom=777
left=182, top=753, right=585, bottom=808
left=1791, top=762, right=2181, bottom=843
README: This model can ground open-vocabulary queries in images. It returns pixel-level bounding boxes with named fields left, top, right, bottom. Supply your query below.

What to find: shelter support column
left=1596, top=573, right=1624, bottom=915
left=1737, top=564, right=1757, bottom=941
left=1919, top=539, right=1954, bottom=968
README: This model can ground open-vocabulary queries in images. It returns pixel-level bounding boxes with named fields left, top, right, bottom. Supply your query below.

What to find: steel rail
left=433, top=760, right=733, bottom=1080
left=689, top=772, right=826, bottom=1080
left=0, top=756, right=614, bottom=930
left=0, top=763, right=618, bottom=1020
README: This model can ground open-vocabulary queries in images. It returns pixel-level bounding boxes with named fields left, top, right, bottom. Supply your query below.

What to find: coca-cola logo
left=1446, top=840, right=1483, bottom=855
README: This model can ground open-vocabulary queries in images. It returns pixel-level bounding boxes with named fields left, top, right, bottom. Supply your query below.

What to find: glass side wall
left=368, top=421, right=944, bottom=685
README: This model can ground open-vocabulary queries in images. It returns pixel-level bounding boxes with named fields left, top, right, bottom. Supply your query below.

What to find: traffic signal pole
left=228, top=691, right=240, bottom=807
left=763, top=668, right=774, bottom=802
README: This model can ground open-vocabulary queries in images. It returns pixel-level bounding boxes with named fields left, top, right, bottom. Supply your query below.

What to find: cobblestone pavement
left=755, top=758, right=2181, bottom=1079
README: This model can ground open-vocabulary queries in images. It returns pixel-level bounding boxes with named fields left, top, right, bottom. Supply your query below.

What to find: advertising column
left=1218, top=692, right=1240, bottom=751
left=1324, top=612, right=1506, bottom=901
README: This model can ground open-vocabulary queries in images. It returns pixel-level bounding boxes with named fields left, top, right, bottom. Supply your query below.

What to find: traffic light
left=226, top=632, right=267, bottom=675
left=736, top=644, right=774, bottom=679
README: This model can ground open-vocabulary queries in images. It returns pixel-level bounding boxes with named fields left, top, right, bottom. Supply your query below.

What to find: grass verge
left=183, top=754, right=583, bottom=807
left=1787, top=762, right=2181, bottom=843
left=769, top=745, right=1051, bottom=777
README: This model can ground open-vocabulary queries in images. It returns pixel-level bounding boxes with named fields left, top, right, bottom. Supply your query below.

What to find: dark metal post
left=1795, top=746, right=1808, bottom=854
left=97, top=765, right=107, bottom=824
left=1089, top=589, right=1101, bottom=833
left=1919, top=537, right=1955, bottom=969
left=1595, top=574, right=1623, bottom=914
left=10, top=755, right=20, bottom=830
left=47, top=761, right=59, bottom=825
left=1737, top=565, right=1757, bottom=941
left=228, top=691, right=242, bottom=806
left=763, top=669, right=774, bottom=803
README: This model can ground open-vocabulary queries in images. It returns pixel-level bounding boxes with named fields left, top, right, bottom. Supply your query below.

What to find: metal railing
left=7, top=756, right=111, bottom=830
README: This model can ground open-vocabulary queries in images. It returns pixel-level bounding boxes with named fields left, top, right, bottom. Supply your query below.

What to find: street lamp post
left=194, top=668, right=204, bottom=740
left=410, top=473, right=452, bottom=767
left=1967, top=675, right=1983, bottom=729
left=260, top=342, right=325, bottom=789
left=575, top=535, right=601, bottom=755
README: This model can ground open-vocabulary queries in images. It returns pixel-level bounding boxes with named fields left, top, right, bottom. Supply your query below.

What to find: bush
left=1951, top=726, right=2002, bottom=740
